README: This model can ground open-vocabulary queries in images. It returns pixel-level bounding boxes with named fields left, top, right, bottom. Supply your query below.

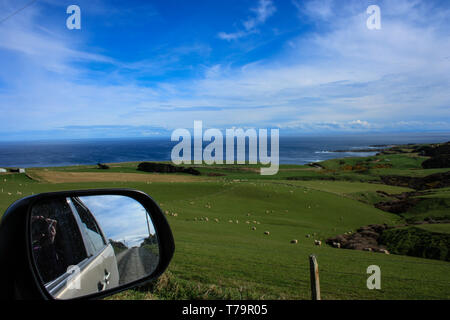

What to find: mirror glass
left=30, top=195, right=159, bottom=299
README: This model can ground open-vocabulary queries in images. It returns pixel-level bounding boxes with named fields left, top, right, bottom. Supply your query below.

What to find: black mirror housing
left=0, top=189, right=175, bottom=300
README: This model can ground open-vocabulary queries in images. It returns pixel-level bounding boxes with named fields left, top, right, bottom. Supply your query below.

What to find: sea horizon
left=1, top=132, right=449, bottom=168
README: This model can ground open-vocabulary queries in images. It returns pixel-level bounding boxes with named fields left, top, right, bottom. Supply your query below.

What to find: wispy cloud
left=292, top=0, right=334, bottom=20
left=218, top=0, right=276, bottom=41
left=0, top=2, right=115, bottom=76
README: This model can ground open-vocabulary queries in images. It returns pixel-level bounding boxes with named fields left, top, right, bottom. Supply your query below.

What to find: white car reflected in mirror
left=30, top=195, right=159, bottom=299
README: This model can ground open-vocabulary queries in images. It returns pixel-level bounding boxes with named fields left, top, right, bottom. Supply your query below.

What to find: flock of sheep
left=1, top=180, right=26, bottom=196
left=164, top=205, right=325, bottom=247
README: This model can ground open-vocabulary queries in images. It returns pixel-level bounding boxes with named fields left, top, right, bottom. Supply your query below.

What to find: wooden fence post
left=309, top=254, right=321, bottom=300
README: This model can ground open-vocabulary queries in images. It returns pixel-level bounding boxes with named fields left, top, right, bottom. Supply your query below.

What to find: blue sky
left=0, top=0, right=449, bottom=140
left=80, top=195, right=156, bottom=247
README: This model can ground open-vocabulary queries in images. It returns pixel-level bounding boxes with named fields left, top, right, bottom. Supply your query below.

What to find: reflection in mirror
left=30, top=195, right=159, bottom=299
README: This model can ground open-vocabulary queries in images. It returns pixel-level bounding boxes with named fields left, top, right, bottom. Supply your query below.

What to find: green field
left=1, top=151, right=449, bottom=300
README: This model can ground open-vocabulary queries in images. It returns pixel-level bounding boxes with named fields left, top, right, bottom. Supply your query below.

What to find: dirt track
left=29, top=171, right=205, bottom=183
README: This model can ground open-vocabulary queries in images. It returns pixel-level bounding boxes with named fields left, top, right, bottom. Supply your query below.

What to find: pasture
left=1, top=156, right=449, bottom=300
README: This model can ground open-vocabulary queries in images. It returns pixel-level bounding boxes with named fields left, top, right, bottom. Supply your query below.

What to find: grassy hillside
left=1, top=148, right=449, bottom=300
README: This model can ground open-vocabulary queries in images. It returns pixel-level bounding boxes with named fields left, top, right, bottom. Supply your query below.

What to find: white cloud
left=218, top=0, right=276, bottom=41
left=292, top=0, right=334, bottom=20
left=245, top=0, right=277, bottom=30
left=217, top=30, right=249, bottom=41
left=349, top=120, right=370, bottom=128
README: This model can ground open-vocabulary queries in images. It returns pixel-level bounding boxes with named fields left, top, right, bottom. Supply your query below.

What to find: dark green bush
left=379, top=227, right=450, bottom=261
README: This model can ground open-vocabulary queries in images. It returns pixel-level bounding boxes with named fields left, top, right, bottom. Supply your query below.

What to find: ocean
left=0, top=132, right=449, bottom=168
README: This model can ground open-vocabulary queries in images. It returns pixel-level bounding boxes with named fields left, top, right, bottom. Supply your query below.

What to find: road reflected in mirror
left=30, top=195, right=159, bottom=299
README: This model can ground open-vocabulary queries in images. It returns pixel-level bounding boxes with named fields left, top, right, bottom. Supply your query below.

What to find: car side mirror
left=0, top=189, right=175, bottom=300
